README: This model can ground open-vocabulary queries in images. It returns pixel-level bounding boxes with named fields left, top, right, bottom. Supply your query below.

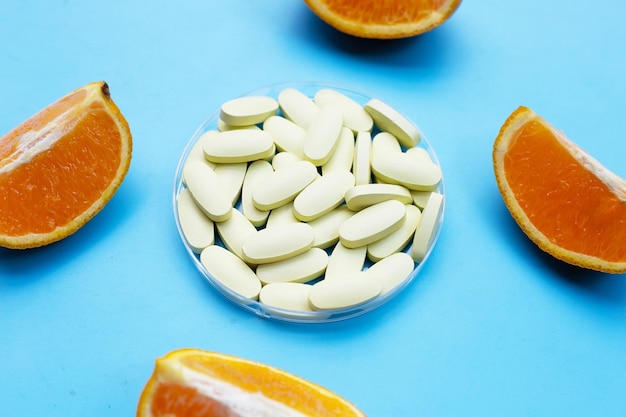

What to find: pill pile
left=176, top=86, right=444, bottom=317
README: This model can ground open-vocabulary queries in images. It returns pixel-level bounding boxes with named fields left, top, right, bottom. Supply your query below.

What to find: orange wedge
left=303, top=0, right=462, bottom=39
left=0, top=81, right=132, bottom=249
left=493, top=106, right=626, bottom=273
left=136, top=348, right=367, bottom=417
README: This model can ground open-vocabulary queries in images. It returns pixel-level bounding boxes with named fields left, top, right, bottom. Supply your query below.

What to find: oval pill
left=325, top=243, right=367, bottom=281
left=259, top=282, right=314, bottom=312
left=309, top=272, right=382, bottom=310
left=242, top=222, right=315, bottom=264
left=278, top=88, right=319, bottom=129
left=344, top=183, right=412, bottom=211
left=220, top=95, right=278, bottom=127
left=183, top=161, right=232, bottom=222
left=364, top=98, right=421, bottom=148
left=256, top=247, right=328, bottom=284
left=372, top=131, right=402, bottom=156
left=366, top=252, right=415, bottom=295
left=177, top=188, right=215, bottom=253
left=293, top=170, right=355, bottom=222
left=263, top=115, right=306, bottom=158
left=371, top=152, right=442, bottom=191
left=307, top=205, right=354, bottom=248
left=303, top=106, right=343, bottom=166
left=353, top=131, right=372, bottom=185
left=200, top=245, right=261, bottom=299
left=241, top=160, right=272, bottom=227
left=202, top=129, right=275, bottom=164
left=252, top=160, right=318, bottom=210
left=321, top=127, right=355, bottom=175
left=339, top=199, right=406, bottom=248
left=314, top=88, right=373, bottom=133
left=271, top=151, right=302, bottom=170
left=412, top=192, right=444, bottom=262
left=215, top=207, right=257, bottom=261
left=214, top=162, right=248, bottom=205
left=367, top=204, right=422, bottom=262
left=265, top=201, right=299, bottom=228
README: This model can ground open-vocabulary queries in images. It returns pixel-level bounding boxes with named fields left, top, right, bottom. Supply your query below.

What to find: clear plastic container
left=172, top=81, right=445, bottom=323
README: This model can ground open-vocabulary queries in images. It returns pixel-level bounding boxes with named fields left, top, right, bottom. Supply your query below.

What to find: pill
left=411, top=190, right=433, bottom=209
left=411, top=192, right=444, bottom=262
left=215, top=207, right=258, bottom=261
left=303, top=106, right=343, bottom=166
left=371, top=152, right=441, bottom=191
left=278, top=88, right=320, bottom=129
left=265, top=201, right=299, bottom=228
left=256, top=247, right=328, bottom=284
left=271, top=151, right=302, bottom=170
left=252, top=160, right=318, bottom=210
left=241, top=160, right=272, bottom=227
left=309, top=271, right=382, bottom=310
left=365, top=252, right=415, bottom=295
left=307, top=205, right=354, bottom=248
left=353, top=131, right=372, bottom=185
left=325, top=243, right=367, bottom=281
left=259, top=282, right=314, bottom=312
left=214, top=162, right=248, bottom=205
left=183, top=135, right=216, bottom=173
left=200, top=245, right=261, bottom=299
left=364, top=98, right=421, bottom=148
left=202, top=129, right=275, bottom=164
left=314, top=88, right=373, bottom=133
left=406, top=146, right=432, bottom=163
left=371, top=131, right=402, bottom=156
left=263, top=115, right=306, bottom=158
left=183, top=160, right=232, bottom=222
left=242, top=222, right=315, bottom=264
left=293, top=170, right=355, bottom=222
left=339, top=199, right=406, bottom=248
left=321, top=127, right=355, bottom=175
left=220, top=95, right=278, bottom=127
left=217, top=120, right=261, bottom=132
left=176, top=188, right=215, bottom=253
left=367, top=204, right=422, bottom=262
left=344, top=183, right=412, bottom=211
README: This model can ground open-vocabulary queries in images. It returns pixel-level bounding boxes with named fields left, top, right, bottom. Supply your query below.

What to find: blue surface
left=2, top=1, right=626, bottom=416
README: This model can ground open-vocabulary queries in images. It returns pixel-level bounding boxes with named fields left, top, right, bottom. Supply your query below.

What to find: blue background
left=2, top=1, right=626, bottom=416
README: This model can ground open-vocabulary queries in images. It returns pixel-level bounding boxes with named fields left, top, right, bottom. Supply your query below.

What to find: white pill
left=411, top=190, right=432, bottom=209
left=314, top=88, right=373, bottom=133
left=364, top=98, right=421, bottom=148
left=367, top=204, right=422, bottom=262
left=366, top=252, right=415, bottom=295
left=217, top=120, right=261, bottom=132
left=278, top=88, right=320, bottom=129
left=215, top=207, right=258, bottom=261
left=214, top=162, right=248, bottom=205
left=325, top=242, right=367, bottom=281
left=353, top=131, right=372, bottom=185
left=256, top=247, right=328, bottom=284
left=265, top=201, right=299, bottom=228
left=183, top=161, right=232, bottom=222
left=252, top=160, right=318, bottom=210
left=200, top=245, right=261, bottom=300
left=263, top=115, right=306, bottom=158
left=202, top=129, right=275, bottom=164
left=303, top=106, right=343, bottom=166
left=241, top=160, right=272, bottom=227
left=309, top=271, right=382, bottom=310
left=372, top=131, right=402, bottom=156
left=220, top=95, right=278, bottom=127
left=259, top=282, right=314, bottom=312
left=293, top=170, right=355, bottom=221
left=406, top=146, right=432, bottom=163
left=321, top=127, right=355, bottom=176
left=242, top=222, right=314, bottom=264
left=371, top=152, right=441, bottom=191
left=177, top=188, right=215, bottom=253
left=339, top=199, right=406, bottom=248
left=344, top=183, right=413, bottom=211
left=412, top=192, right=444, bottom=262
left=307, top=205, right=354, bottom=249
left=271, top=151, right=302, bottom=170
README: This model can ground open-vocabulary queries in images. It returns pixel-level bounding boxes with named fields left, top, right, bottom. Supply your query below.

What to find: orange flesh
left=152, top=384, right=237, bottom=417
left=0, top=101, right=122, bottom=236
left=321, top=0, right=449, bottom=24
left=504, top=120, right=626, bottom=261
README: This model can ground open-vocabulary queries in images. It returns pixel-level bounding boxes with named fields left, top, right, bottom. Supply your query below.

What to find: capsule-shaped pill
left=215, top=208, right=257, bottom=261
left=242, top=222, right=315, bottom=264
left=307, top=205, right=354, bottom=249
left=344, top=183, right=412, bottom=211
left=241, top=160, right=272, bottom=227
left=220, top=95, right=278, bottom=127
left=367, top=204, right=422, bottom=262
left=366, top=252, right=415, bottom=295
left=177, top=188, right=215, bottom=253
left=322, top=127, right=355, bottom=175
left=263, top=115, right=306, bottom=158
left=412, top=192, right=444, bottom=262
left=278, top=88, right=319, bottom=129
left=339, top=199, right=406, bottom=248
left=372, top=131, right=402, bottom=156
left=303, top=106, right=343, bottom=166
left=371, top=152, right=441, bottom=191
left=411, top=190, right=433, bottom=209
left=213, top=162, right=248, bottom=205
left=200, top=245, right=261, bottom=300
left=293, top=170, right=355, bottom=222
left=259, top=282, right=314, bottom=312
left=309, top=271, right=382, bottom=310
left=256, top=247, right=328, bottom=284
left=364, top=98, right=421, bottom=148
left=353, top=131, right=372, bottom=185
left=183, top=161, right=232, bottom=222
left=202, top=129, right=275, bottom=164
left=265, top=201, right=299, bottom=228
left=314, top=89, right=373, bottom=133
left=252, top=160, right=318, bottom=210
left=217, top=120, right=261, bottom=132
left=271, top=151, right=302, bottom=170
left=325, top=242, right=367, bottom=281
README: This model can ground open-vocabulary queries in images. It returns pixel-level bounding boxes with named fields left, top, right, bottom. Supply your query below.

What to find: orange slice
left=0, top=81, right=132, bottom=249
left=303, top=0, right=462, bottom=39
left=136, top=348, right=367, bottom=417
left=493, top=106, right=626, bottom=274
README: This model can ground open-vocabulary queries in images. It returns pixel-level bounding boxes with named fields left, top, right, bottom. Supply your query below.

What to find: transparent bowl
left=173, top=81, right=445, bottom=323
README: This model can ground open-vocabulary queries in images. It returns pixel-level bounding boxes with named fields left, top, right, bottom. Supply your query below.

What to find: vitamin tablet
left=263, top=115, right=306, bottom=158
left=252, top=160, right=318, bottom=210
left=278, top=88, right=319, bottom=129
left=325, top=243, right=367, bottom=281
left=271, top=151, right=302, bottom=170
left=353, top=131, right=372, bottom=185
left=259, top=282, right=314, bottom=312
left=367, top=204, right=421, bottom=262
left=220, top=95, right=278, bottom=127
left=339, top=199, right=406, bottom=248
left=303, top=106, right=343, bottom=166
left=217, top=120, right=261, bottom=132
left=309, top=271, right=382, bottom=310
left=411, top=192, right=444, bottom=262
left=215, top=207, right=257, bottom=262
left=371, top=152, right=441, bottom=191
left=364, top=98, right=421, bottom=148
left=177, top=188, right=214, bottom=253
left=366, top=252, right=415, bottom=295
left=241, top=160, right=272, bottom=227
left=256, top=247, right=328, bottom=284
left=307, top=205, right=353, bottom=249
left=213, top=162, right=247, bottom=205
left=314, top=88, right=373, bottom=133
left=202, top=129, right=275, bottom=164
left=321, top=127, right=355, bottom=175
left=200, top=245, right=261, bottom=300
left=241, top=222, right=315, bottom=264
left=411, top=190, right=432, bottom=209
left=293, top=170, right=355, bottom=222
left=265, top=201, right=299, bottom=228
left=371, top=131, right=402, bottom=156
left=183, top=160, right=232, bottom=222
left=184, top=136, right=216, bottom=173
left=344, top=183, right=412, bottom=211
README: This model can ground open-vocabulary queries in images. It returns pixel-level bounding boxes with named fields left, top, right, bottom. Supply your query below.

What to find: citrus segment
left=493, top=106, right=626, bottom=273
left=0, top=81, right=132, bottom=249
left=303, top=0, right=462, bottom=39
left=136, top=348, right=367, bottom=417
